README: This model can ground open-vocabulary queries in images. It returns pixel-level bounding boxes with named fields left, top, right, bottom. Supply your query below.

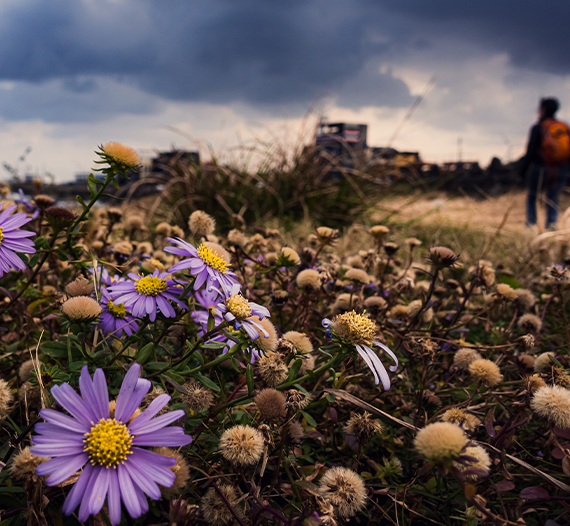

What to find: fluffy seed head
left=345, top=268, right=370, bottom=284
left=406, top=237, right=422, bottom=247
left=153, top=447, right=190, bottom=498
left=249, top=316, right=278, bottom=352
left=101, top=142, right=139, bottom=167
left=170, top=225, right=184, bottom=238
left=428, top=246, right=460, bottom=267
left=61, top=296, right=102, bottom=321
left=414, top=422, right=467, bottom=462
left=282, top=331, right=313, bottom=354
left=363, top=296, right=387, bottom=312
left=280, top=247, right=300, bottom=265
left=227, top=229, right=247, bottom=247
left=440, top=408, right=480, bottom=432
left=318, top=467, right=366, bottom=518
left=65, top=277, right=94, bottom=297
left=531, top=385, right=570, bottom=428
left=189, top=210, right=216, bottom=237
left=201, top=485, right=244, bottom=526
left=369, top=225, right=390, bottom=240
left=332, top=310, right=376, bottom=346
left=453, top=348, right=482, bottom=370
left=125, top=215, right=144, bottom=231
left=344, top=412, right=383, bottom=442
left=469, top=359, right=503, bottom=387
left=181, top=380, right=214, bottom=412
left=33, top=194, right=55, bottom=209
left=113, top=240, right=133, bottom=255
left=9, top=447, right=48, bottom=482
left=19, top=359, right=40, bottom=383
left=255, top=389, right=287, bottom=419
left=535, top=352, right=556, bottom=374
left=526, top=375, right=547, bottom=393
left=219, top=425, right=265, bottom=465
left=453, top=446, right=491, bottom=482
left=496, top=283, right=517, bottom=301
left=0, top=379, right=13, bottom=417
left=288, top=420, right=305, bottom=443
left=514, top=289, right=537, bottom=310
left=296, top=268, right=322, bottom=290
left=155, top=222, right=172, bottom=237
left=518, top=314, right=543, bottom=333
left=106, top=207, right=123, bottom=221
left=257, top=351, right=288, bottom=387
left=285, top=389, right=312, bottom=410
left=315, top=226, right=339, bottom=245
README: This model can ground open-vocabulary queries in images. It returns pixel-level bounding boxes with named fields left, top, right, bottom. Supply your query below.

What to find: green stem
left=277, top=351, right=345, bottom=391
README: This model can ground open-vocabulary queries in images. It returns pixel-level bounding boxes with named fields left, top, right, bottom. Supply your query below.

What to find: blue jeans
left=526, top=164, right=568, bottom=228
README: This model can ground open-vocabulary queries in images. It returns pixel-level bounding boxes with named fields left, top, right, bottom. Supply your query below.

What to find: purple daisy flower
left=108, top=270, right=187, bottom=322
left=15, top=189, right=40, bottom=219
left=216, top=283, right=270, bottom=342
left=91, top=267, right=124, bottom=287
left=0, top=202, right=36, bottom=277
left=30, top=364, right=192, bottom=525
left=164, top=237, right=239, bottom=295
left=191, top=287, right=229, bottom=346
left=99, top=288, right=139, bottom=338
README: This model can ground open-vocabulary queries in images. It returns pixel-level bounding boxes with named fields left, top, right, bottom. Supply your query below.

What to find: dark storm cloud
left=1, top=0, right=569, bottom=122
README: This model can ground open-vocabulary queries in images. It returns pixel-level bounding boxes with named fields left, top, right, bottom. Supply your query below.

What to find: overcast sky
left=2, top=0, right=570, bottom=181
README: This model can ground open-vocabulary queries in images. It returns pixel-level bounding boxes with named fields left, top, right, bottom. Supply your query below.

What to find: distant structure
left=314, top=121, right=422, bottom=177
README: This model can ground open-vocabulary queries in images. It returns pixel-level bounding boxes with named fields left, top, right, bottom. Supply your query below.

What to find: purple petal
left=129, top=449, right=176, bottom=487
left=128, top=394, right=171, bottom=433
left=122, top=459, right=161, bottom=500
left=115, top=364, right=142, bottom=422
left=128, top=410, right=185, bottom=435
left=89, top=466, right=111, bottom=516
left=38, top=409, right=89, bottom=433
left=62, top=463, right=94, bottom=516
left=132, top=427, right=192, bottom=447
left=107, top=468, right=122, bottom=526
left=37, top=453, right=89, bottom=486
left=50, top=384, right=97, bottom=426
left=118, top=464, right=142, bottom=519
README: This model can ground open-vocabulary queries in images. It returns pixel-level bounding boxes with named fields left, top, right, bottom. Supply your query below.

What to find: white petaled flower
left=322, top=311, right=398, bottom=390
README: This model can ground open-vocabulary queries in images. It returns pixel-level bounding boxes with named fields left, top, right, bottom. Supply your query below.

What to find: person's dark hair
left=540, top=97, right=559, bottom=118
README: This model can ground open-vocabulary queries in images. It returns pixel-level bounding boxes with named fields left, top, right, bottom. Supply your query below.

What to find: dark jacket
left=519, top=117, right=547, bottom=176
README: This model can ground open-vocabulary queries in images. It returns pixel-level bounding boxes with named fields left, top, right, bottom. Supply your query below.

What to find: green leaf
left=112, top=177, right=120, bottom=190
left=68, top=361, right=88, bottom=371
left=28, top=253, right=40, bottom=267
left=207, top=310, right=215, bottom=333
left=162, top=369, right=185, bottom=385
left=87, top=174, right=98, bottom=198
left=201, top=342, right=228, bottom=350
left=287, top=358, right=303, bottom=382
left=41, top=341, right=70, bottom=358
left=246, top=364, right=254, bottom=395
left=161, top=373, right=187, bottom=394
left=76, top=195, right=88, bottom=211
left=300, top=410, right=317, bottom=428
left=192, top=373, right=220, bottom=392
left=497, top=273, right=521, bottom=289
left=136, top=342, right=154, bottom=365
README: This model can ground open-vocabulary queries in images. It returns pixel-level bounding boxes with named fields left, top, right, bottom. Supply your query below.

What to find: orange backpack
left=540, top=118, right=570, bottom=165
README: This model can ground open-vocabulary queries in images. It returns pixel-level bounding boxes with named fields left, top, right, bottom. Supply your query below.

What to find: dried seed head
left=517, top=354, right=535, bottom=370
left=315, top=226, right=339, bottom=245
left=520, top=334, right=535, bottom=351
left=332, top=310, right=376, bottom=346
left=514, top=289, right=537, bottom=310
left=285, top=389, right=311, bottom=410
left=440, top=408, right=480, bottom=432
left=201, top=484, right=244, bottom=526
left=34, top=194, right=55, bottom=209
left=369, top=225, right=390, bottom=240
left=153, top=447, right=190, bottom=498
left=282, top=331, right=313, bottom=355
left=344, top=412, right=383, bottom=442
left=125, top=214, right=144, bottom=230
left=406, top=237, right=422, bottom=248
left=410, top=338, right=438, bottom=362
left=44, top=206, right=76, bottom=229
left=345, top=268, right=370, bottom=284
left=65, top=277, right=94, bottom=297
left=255, top=388, right=287, bottom=419
left=275, top=338, right=295, bottom=355
left=0, top=379, right=13, bottom=417
left=61, top=295, right=102, bottom=321
left=414, top=422, right=467, bottom=463
left=383, top=242, right=399, bottom=256
left=219, top=425, right=264, bottom=465
left=113, top=240, right=133, bottom=255
left=318, top=467, right=367, bottom=518
left=526, top=374, right=546, bottom=393
left=180, top=380, right=214, bottom=412
left=257, top=351, right=288, bottom=387
left=518, top=314, right=543, bottom=333
left=19, top=359, right=40, bottom=383
left=535, top=352, right=556, bottom=374
left=469, top=359, right=503, bottom=387
left=280, top=247, right=300, bottom=265
left=296, top=269, right=322, bottom=290
left=288, top=420, right=305, bottom=444
left=428, top=246, right=460, bottom=267
left=453, top=348, right=483, bottom=370
left=156, top=222, right=172, bottom=236
left=227, top=229, right=247, bottom=247
left=495, top=283, right=517, bottom=301
left=189, top=210, right=216, bottom=237
left=107, top=207, right=123, bottom=221
left=9, top=447, right=48, bottom=482
left=363, top=296, right=387, bottom=313
left=531, top=385, right=570, bottom=429
left=550, top=265, right=570, bottom=282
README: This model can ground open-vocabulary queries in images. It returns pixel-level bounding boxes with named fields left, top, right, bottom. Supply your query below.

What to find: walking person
left=520, top=97, right=570, bottom=230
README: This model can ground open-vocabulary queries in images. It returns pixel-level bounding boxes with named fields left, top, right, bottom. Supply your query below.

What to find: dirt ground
left=371, top=188, right=570, bottom=239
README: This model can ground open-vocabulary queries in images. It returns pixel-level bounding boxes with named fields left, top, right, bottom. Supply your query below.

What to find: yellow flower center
left=108, top=301, right=127, bottom=319
left=84, top=418, right=133, bottom=468
left=197, top=243, right=229, bottom=274
left=0, top=227, right=4, bottom=245
left=332, top=310, right=377, bottom=346
left=135, top=276, right=167, bottom=296
left=226, top=293, right=252, bottom=320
